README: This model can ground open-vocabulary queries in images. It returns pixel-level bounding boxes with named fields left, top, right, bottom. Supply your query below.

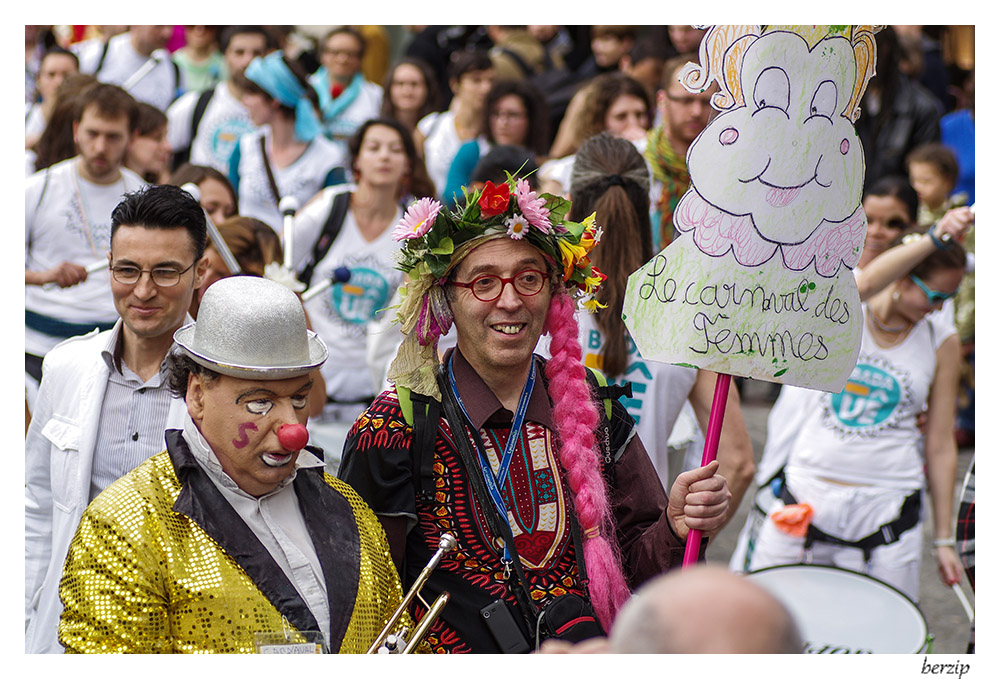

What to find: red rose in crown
left=477, top=180, right=510, bottom=217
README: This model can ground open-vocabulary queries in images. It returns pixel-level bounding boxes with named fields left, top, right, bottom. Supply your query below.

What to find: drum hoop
left=747, top=563, right=930, bottom=653
left=746, top=563, right=928, bottom=630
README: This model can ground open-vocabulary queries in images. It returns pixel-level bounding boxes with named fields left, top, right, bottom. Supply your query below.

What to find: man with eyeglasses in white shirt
left=25, top=184, right=208, bottom=654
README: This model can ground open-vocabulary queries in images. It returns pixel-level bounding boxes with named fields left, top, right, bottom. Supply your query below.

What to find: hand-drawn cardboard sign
left=624, top=25, right=880, bottom=393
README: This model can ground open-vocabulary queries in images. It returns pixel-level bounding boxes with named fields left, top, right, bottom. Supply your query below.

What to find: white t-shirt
left=418, top=110, right=461, bottom=198
left=231, top=127, right=347, bottom=233
left=25, top=103, right=46, bottom=141
left=167, top=82, right=256, bottom=173
left=538, top=154, right=574, bottom=197
left=25, top=158, right=148, bottom=356
left=536, top=312, right=698, bottom=489
left=784, top=305, right=954, bottom=489
left=77, top=33, right=178, bottom=111
left=292, top=189, right=404, bottom=401
left=756, top=266, right=959, bottom=486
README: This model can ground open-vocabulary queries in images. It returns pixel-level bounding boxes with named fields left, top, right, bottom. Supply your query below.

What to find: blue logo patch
left=829, top=362, right=902, bottom=432
left=330, top=266, right=390, bottom=325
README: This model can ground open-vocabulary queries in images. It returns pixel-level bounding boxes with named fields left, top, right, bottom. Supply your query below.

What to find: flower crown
left=392, top=174, right=607, bottom=312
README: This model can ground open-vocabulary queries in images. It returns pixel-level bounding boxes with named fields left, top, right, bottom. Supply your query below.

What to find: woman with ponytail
left=560, top=133, right=754, bottom=520
left=339, top=173, right=730, bottom=653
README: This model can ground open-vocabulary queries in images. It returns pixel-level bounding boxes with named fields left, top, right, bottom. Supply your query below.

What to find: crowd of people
left=25, top=24, right=975, bottom=655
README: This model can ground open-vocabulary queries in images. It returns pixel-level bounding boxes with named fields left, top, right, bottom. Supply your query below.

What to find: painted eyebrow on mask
left=234, top=381, right=314, bottom=404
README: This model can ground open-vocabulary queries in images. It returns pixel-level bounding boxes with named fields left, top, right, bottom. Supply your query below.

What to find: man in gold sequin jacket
left=58, top=277, right=405, bottom=653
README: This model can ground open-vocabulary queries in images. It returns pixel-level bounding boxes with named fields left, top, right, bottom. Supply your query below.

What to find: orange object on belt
left=771, top=503, right=814, bottom=537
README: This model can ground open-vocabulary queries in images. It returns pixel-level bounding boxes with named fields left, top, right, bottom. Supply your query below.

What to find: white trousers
left=748, top=471, right=924, bottom=602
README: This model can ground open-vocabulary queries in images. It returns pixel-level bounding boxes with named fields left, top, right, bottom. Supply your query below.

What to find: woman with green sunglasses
left=744, top=211, right=970, bottom=604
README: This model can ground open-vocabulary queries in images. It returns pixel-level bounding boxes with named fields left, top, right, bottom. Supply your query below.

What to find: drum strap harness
left=780, top=482, right=922, bottom=563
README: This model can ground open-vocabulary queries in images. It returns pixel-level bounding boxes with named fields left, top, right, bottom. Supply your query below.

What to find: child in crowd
left=906, top=143, right=968, bottom=229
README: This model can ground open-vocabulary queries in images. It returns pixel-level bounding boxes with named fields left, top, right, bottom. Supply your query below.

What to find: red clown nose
left=277, top=423, right=310, bottom=452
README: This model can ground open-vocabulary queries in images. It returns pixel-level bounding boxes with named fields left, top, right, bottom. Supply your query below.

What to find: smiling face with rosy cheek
left=686, top=32, right=863, bottom=245
left=186, top=373, right=313, bottom=496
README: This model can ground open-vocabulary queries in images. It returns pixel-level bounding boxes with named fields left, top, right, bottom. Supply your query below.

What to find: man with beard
left=25, top=83, right=146, bottom=408
left=644, top=53, right=717, bottom=250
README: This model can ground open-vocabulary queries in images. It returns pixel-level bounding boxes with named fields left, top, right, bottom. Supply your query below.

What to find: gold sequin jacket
left=59, top=430, right=406, bottom=653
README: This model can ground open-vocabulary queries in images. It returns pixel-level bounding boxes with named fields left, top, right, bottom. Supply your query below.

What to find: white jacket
left=24, top=323, right=187, bottom=653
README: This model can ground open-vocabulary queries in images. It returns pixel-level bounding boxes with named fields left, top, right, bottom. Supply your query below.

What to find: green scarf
left=644, top=124, right=690, bottom=247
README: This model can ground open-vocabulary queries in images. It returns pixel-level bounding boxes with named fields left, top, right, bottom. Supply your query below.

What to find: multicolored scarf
left=644, top=124, right=690, bottom=248
left=310, top=70, right=364, bottom=123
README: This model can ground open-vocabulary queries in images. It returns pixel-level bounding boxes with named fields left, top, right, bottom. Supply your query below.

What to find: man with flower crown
left=339, top=176, right=731, bottom=653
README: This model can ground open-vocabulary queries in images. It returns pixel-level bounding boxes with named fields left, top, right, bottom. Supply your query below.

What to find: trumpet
left=368, top=533, right=457, bottom=654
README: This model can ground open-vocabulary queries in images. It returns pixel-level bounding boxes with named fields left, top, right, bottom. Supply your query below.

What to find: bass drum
left=745, top=564, right=931, bottom=653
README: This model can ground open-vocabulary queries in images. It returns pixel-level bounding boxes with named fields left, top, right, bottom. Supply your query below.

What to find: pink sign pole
left=682, top=373, right=732, bottom=568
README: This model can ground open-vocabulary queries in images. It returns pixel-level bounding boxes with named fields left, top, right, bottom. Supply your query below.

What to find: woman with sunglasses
left=745, top=222, right=970, bottom=602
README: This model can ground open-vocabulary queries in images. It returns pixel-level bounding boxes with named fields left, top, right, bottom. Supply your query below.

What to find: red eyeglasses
left=449, top=269, right=547, bottom=302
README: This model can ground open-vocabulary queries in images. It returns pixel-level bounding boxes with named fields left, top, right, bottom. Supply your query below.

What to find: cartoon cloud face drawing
left=688, top=32, right=861, bottom=246
left=671, top=25, right=877, bottom=279
left=622, top=26, right=879, bottom=393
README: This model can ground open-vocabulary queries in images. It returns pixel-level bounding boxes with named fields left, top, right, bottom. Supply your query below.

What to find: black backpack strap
left=408, top=391, right=441, bottom=503
left=297, top=190, right=352, bottom=287
left=258, top=135, right=282, bottom=207
left=94, top=39, right=111, bottom=77
left=496, top=47, right=532, bottom=78
left=190, top=87, right=214, bottom=142
left=582, top=368, right=633, bottom=480
left=172, top=88, right=215, bottom=169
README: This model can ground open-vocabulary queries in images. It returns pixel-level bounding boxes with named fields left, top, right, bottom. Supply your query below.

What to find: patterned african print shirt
left=339, top=348, right=688, bottom=653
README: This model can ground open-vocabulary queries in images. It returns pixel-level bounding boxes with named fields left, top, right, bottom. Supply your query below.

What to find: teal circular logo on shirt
left=330, top=266, right=390, bottom=325
left=829, top=362, right=902, bottom=430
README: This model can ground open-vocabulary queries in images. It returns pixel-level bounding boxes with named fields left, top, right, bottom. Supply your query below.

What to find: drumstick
left=301, top=266, right=351, bottom=302
left=121, top=54, right=162, bottom=91
left=938, top=203, right=974, bottom=244
left=279, top=196, right=299, bottom=270
left=181, top=182, right=241, bottom=275
left=951, top=583, right=974, bottom=622
left=41, top=259, right=107, bottom=290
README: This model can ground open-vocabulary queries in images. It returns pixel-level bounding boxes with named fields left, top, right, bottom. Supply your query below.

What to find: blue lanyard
left=447, top=355, right=536, bottom=567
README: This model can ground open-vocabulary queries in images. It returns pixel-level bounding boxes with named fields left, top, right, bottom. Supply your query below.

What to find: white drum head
left=746, top=564, right=928, bottom=653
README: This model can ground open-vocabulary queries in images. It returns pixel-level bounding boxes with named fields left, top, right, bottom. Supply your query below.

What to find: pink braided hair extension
left=543, top=290, right=631, bottom=630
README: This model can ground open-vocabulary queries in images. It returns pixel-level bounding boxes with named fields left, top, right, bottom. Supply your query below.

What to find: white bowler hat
left=174, top=276, right=327, bottom=379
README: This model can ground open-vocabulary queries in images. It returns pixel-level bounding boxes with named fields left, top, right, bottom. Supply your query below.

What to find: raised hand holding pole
left=682, top=373, right=732, bottom=568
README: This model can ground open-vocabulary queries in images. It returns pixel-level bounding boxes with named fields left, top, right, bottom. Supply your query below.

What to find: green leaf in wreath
left=430, top=237, right=454, bottom=255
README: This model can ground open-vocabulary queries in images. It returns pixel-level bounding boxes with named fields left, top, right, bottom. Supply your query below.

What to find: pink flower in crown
left=514, top=179, right=552, bottom=233
left=392, top=197, right=443, bottom=241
